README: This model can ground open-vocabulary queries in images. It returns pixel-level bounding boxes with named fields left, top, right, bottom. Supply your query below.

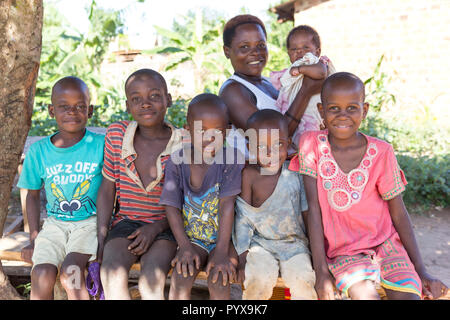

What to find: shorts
left=105, top=218, right=176, bottom=243
left=32, top=216, right=97, bottom=269
left=243, top=246, right=317, bottom=300
left=190, top=238, right=216, bottom=254
left=327, top=232, right=422, bottom=298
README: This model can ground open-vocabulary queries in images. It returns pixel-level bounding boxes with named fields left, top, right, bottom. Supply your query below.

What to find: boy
left=233, top=109, right=317, bottom=300
left=18, top=76, right=104, bottom=300
left=96, top=69, right=183, bottom=300
left=159, top=93, right=244, bottom=300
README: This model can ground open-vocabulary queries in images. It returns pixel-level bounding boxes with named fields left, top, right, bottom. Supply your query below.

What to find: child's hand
left=315, top=271, right=338, bottom=300
left=127, top=224, right=159, bottom=256
left=21, top=243, right=34, bottom=264
left=205, top=250, right=237, bottom=286
left=171, top=245, right=201, bottom=278
left=237, top=265, right=246, bottom=284
left=420, top=272, right=448, bottom=299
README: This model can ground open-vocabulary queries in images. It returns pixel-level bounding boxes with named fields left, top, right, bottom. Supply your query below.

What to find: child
left=233, top=109, right=317, bottom=300
left=96, top=69, right=183, bottom=300
left=291, top=72, right=448, bottom=300
left=159, top=93, right=244, bottom=300
left=18, top=76, right=104, bottom=300
left=270, top=25, right=335, bottom=154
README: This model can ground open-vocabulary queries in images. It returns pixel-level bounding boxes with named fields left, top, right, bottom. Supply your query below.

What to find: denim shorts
left=105, top=219, right=176, bottom=243
left=190, top=238, right=216, bottom=254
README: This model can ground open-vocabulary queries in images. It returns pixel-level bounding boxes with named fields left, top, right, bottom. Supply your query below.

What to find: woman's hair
left=286, top=25, right=321, bottom=49
left=223, top=14, right=267, bottom=47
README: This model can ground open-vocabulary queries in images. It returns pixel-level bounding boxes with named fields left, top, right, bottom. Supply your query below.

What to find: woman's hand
left=301, top=75, right=325, bottom=97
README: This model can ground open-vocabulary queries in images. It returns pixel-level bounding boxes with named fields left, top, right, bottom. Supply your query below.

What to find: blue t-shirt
left=17, top=129, right=105, bottom=221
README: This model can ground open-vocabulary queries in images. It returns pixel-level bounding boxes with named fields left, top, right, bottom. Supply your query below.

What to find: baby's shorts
left=32, top=215, right=97, bottom=269
left=105, top=218, right=176, bottom=243
left=327, top=232, right=422, bottom=298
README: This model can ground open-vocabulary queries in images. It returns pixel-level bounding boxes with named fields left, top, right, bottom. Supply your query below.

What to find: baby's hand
left=420, top=272, right=448, bottom=299
left=319, top=55, right=330, bottom=66
left=171, top=245, right=201, bottom=278
left=289, top=66, right=301, bottom=77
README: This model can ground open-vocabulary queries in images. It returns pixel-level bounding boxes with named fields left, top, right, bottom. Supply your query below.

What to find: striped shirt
left=102, top=120, right=183, bottom=226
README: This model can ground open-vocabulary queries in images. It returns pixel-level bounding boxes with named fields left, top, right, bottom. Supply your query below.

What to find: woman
left=219, top=15, right=324, bottom=158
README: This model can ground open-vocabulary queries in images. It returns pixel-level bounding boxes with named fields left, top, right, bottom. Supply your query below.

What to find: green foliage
left=145, top=8, right=233, bottom=94
left=361, top=57, right=449, bottom=209
left=364, top=55, right=396, bottom=112
left=264, top=11, right=293, bottom=77
left=32, top=1, right=125, bottom=134
left=165, top=99, right=188, bottom=128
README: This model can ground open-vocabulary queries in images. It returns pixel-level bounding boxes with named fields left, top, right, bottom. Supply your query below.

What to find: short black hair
left=51, top=76, right=90, bottom=101
left=187, top=93, right=229, bottom=123
left=321, top=72, right=365, bottom=101
left=246, top=109, right=288, bottom=134
left=223, top=14, right=267, bottom=47
left=286, top=25, right=321, bottom=49
left=124, top=68, right=168, bottom=93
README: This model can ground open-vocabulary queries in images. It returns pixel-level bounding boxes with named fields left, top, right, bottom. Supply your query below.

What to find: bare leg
left=168, top=244, right=208, bottom=300
left=30, top=264, right=58, bottom=300
left=138, top=239, right=177, bottom=300
left=60, top=252, right=91, bottom=300
left=385, top=288, right=421, bottom=300
left=100, top=238, right=138, bottom=300
left=348, top=280, right=380, bottom=300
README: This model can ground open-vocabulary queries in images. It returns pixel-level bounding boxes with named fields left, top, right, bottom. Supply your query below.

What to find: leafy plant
left=146, top=9, right=232, bottom=94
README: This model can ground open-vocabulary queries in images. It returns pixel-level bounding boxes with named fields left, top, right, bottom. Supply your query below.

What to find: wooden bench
left=0, top=246, right=286, bottom=300
left=4, top=132, right=449, bottom=300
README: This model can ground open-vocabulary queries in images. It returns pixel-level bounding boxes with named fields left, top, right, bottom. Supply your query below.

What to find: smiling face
left=287, top=31, right=321, bottom=63
left=223, top=23, right=268, bottom=77
left=186, top=100, right=229, bottom=160
left=254, top=122, right=289, bottom=174
left=319, top=83, right=369, bottom=141
left=49, top=82, right=92, bottom=135
left=125, top=74, right=171, bottom=128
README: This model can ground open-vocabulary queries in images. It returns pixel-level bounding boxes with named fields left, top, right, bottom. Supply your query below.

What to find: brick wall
left=293, top=0, right=450, bottom=121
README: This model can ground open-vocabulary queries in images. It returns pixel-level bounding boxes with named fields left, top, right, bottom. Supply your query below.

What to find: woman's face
left=224, top=23, right=268, bottom=77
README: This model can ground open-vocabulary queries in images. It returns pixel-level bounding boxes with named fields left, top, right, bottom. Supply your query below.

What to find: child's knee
left=348, top=280, right=380, bottom=300
left=32, top=264, right=58, bottom=282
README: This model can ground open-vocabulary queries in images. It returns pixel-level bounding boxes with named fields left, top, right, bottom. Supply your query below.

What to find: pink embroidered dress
left=289, top=130, right=422, bottom=297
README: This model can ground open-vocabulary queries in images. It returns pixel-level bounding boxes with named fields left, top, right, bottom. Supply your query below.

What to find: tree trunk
left=0, top=0, right=43, bottom=299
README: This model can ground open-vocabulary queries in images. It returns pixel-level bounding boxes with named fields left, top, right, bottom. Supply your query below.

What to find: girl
left=290, top=72, right=448, bottom=300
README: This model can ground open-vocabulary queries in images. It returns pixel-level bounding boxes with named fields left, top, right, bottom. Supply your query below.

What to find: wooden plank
left=0, top=250, right=30, bottom=264
left=3, top=216, right=23, bottom=237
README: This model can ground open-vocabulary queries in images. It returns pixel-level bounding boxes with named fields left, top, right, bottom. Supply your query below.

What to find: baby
left=270, top=25, right=335, bottom=153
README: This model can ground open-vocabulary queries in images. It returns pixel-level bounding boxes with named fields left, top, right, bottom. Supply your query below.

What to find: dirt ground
left=3, top=181, right=449, bottom=298
left=408, top=208, right=450, bottom=288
